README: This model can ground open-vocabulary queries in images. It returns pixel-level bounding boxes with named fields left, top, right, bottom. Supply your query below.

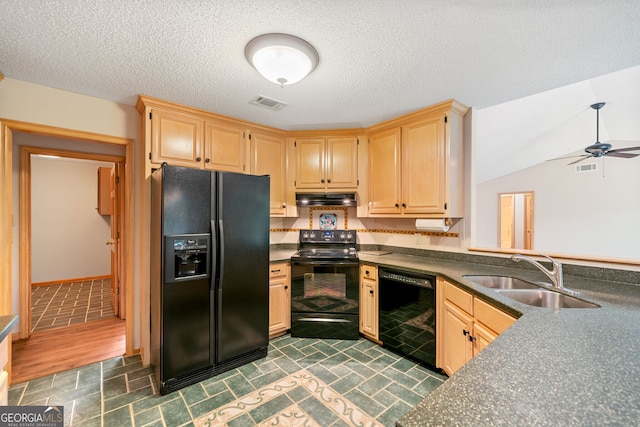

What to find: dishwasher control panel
left=378, top=269, right=434, bottom=289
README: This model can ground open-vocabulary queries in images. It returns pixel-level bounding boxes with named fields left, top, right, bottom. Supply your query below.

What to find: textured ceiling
left=1, top=1, right=639, bottom=130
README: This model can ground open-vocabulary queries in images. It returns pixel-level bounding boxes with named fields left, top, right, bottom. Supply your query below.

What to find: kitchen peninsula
left=271, top=246, right=640, bottom=426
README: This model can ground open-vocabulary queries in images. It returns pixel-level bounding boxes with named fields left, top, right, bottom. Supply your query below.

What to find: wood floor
left=11, top=317, right=126, bottom=384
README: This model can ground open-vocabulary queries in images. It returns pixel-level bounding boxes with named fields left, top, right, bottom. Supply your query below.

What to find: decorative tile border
left=269, top=227, right=458, bottom=238
left=194, top=369, right=383, bottom=427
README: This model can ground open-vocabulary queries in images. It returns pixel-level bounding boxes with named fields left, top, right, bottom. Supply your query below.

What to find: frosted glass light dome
left=245, top=34, right=319, bottom=86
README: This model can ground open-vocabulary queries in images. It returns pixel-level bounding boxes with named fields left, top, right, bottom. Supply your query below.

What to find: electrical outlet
left=415, top=232, right=422, bottom=244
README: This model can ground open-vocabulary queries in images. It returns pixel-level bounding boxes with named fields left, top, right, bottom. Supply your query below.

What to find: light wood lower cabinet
left=438, top=278, right=517, bottom=376
left=269, top=262, right=290, bottom=338
left=359, top=264, right=379, bottom=341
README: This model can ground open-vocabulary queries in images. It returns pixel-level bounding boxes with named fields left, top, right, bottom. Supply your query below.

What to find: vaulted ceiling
left=1, top=1, right=639, bottom=131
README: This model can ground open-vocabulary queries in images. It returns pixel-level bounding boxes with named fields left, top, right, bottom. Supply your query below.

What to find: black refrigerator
left=151, top=164, right=270, bottom=394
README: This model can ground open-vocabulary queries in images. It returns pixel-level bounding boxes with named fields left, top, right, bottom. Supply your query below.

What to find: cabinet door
left=402, top=115, right=446, bottom=214
left=204, top=120, right=246, bottom=173
left=326, top=137, right=358, bottom=189
left=295, top=138, right=325, bottom=189
left=251, top=131, right=287, bottom=216
left=151, top=108, right=203, bottom=167
left=442, top=300, right=474, bottom=376
left=360, top=276, right=378, bottom=340
left=473, top=321, right=498, bottom=356
left=368, top=127, right=402, bottom=214
left=269, top=264, right=290, bottom=338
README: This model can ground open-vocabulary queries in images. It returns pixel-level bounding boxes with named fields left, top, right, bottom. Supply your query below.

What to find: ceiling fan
left=561, top=102, right=640, bottom=165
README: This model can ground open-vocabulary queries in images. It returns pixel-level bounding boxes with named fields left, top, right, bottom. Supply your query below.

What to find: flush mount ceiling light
left=245, top=33, right=319, bottom=87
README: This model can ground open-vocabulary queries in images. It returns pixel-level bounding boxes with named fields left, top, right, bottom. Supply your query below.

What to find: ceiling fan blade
left=546, top=154, right=585, bottom=161
left=567, top=155, right=592, bottom=165
left=607, top=145, right=640, bottom=153
left=605, top=151, right=639, bottom=159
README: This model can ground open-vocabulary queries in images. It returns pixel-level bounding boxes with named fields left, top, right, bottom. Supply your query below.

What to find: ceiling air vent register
left=249, top=95, right=287, bottom=111
left=575, top=163, right=597, bottom=173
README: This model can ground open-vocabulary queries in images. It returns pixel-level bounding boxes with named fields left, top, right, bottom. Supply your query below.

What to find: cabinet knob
left=196, top=157, right=202, bottom=162
left=463, top=330, right=470, bottom=336
left=402, top=203, right=406, bottom=208
left=205, top=158, right=210, bottom=163
left=365, top=270, right=370, bottom=275
left=327, top=179, right=331, bottom=183
left=395, top=203, right=399, bottom=208
left=282, top=203, right=286, bottom=208
left=321, top=179, right=325, bottom=183
left=285, top=286, right=289, bottom=289
left=369, top=290, right=374, bottom=294
left=271, top=269, right=281, bottom=274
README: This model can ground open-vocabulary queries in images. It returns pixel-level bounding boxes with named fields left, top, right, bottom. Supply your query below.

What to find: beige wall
left=31, top=156, right=113, bottom=283
left=0, top=77, right=142, bottom=346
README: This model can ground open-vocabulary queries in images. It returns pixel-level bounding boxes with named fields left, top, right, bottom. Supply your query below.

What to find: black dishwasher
left=378, top=268, right=436, bottom=368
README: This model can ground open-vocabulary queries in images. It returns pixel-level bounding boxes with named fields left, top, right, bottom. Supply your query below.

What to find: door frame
left=0, top=119, right=135, bottom=356
left=21, top=146, right=125, bottom=328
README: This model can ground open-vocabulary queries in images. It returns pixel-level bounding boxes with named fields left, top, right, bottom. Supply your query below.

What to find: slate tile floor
left=31, top=278, right=114, bottom=332
left=8, top=335, right=446, bottom=426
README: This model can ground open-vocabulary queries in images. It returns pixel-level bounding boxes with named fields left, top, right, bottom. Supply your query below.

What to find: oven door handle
left=291, top=260, right=360, bottom=266
left=297, top=317, right=352, bottom=323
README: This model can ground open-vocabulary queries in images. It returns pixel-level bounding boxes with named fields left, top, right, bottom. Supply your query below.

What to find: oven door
left=290, top=260, right=359, bottom=339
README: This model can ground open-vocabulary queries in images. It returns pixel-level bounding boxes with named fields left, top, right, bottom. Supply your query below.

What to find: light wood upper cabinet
left=250, top=130, right=287, bottom=216
left=294, top=136, right=358, bottom=190
left=437, top=278, right=517, bottom=376
left=368, top=127, right=402, bottom=214
left=204, top=120, right=246, bottom=173
left=150, top=108, right=203, bottom=167
left=402, top=115, right=446, bottom=214
left=366, top=100, right=467, bottom=218
left=295, top=138, right=325, bottom=189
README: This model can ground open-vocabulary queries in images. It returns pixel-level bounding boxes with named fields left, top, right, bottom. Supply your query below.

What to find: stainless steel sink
left=462, top=275, right=541, bottom=290
left=496, top=289, right=599, bottom=309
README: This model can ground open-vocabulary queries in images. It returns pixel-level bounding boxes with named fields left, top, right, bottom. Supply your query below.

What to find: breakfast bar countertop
left=357, top=252, right=640, bottom=427
left=0, top=314, right=18, bottom=343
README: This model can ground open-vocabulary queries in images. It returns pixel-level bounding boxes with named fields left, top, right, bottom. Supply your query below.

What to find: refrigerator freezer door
left=213, top=172, right=270, bottom=363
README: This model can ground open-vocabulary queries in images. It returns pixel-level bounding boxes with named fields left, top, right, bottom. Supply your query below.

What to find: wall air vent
left=575, top=163, right=598, bottom=173
left=249, top=95, right=287, bottom=111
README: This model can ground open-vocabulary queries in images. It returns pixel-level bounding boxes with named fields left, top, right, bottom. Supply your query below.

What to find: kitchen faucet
left=511, top=254, right=564, bottom=290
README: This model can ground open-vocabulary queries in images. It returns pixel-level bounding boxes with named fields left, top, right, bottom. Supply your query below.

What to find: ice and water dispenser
left=164, top=234, right=211, bottom=282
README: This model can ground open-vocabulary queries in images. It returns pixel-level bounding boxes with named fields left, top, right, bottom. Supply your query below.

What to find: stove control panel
left=299, top=229, right=357, bottom=244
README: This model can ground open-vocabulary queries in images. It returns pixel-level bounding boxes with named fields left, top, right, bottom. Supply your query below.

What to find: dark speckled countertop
left=355, top=252, right=640, bottom=426
left=0, top=314, right=18, bottom=343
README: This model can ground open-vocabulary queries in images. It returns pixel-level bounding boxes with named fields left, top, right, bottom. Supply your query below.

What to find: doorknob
left=106, top=239, right=115, bottom=245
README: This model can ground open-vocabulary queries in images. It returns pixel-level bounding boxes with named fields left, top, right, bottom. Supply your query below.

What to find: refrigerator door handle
left=217, top=219, right=224, bottom=289
left=210, top=220, right=218, bottom=287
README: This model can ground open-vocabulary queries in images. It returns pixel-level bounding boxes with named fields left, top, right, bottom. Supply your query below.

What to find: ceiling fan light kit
left=245, top=33, right=319, bottom=87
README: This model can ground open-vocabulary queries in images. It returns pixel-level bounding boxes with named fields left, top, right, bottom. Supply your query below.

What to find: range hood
left=295, top=193, right=357, bottom=207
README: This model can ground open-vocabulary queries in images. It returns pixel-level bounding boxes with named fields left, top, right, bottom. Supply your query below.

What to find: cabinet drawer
left=361, top=264, right=377, bottom=280
left=443, top=281, right=473, bottom=315
left=269, top=263, right=289, bottom=278
left=474, top=298, right=516, bottom=334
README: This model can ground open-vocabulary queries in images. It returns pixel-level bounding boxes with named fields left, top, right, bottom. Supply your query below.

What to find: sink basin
left=496, top=289, right=599, bottom=309
left=462, top=275, right=541, bottom=290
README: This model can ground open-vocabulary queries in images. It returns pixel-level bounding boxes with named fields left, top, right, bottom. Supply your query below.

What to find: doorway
left=28, top=153, right=123, bottom=333
left=499, top=191, right=534, bottom=250
left=0, top=120, right=135, bottom=359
